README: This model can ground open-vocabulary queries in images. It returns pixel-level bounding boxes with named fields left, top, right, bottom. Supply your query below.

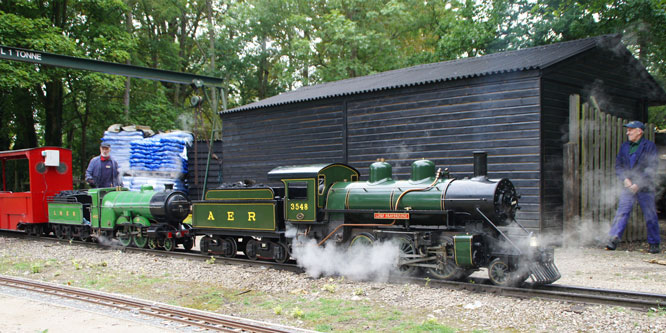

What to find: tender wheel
left=63, top=226, right=74, bottom=241
left=349, top=232, right=375, bottom=249
left=147, top=238, right=159, bottom=250
left=54, top=225, right=64, bottom=239
left=132, top=228, right=148, bottom=248
left=426, top=236, right=470, bottom=280
left=79, top=227, right=91, bottom=242
left=161, top=238, right=175, bottom=251
left=116, top=228, right=132, bottom=247
left=200, top=236, right=212, bottom=254
left=488, top=258, right=526, bottom=286
left=396, top=236, right=419, bottom=276
left=220, top=237, right=237, bottom=258
left=274, top=242, right=290, bottom=264
left=244, top=238, right=258, bottom=260
left=182, top=237, right=194, bottom=251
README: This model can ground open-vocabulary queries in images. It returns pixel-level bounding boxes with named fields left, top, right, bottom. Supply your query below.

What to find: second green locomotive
left=48, top=185, right=193, bottom=250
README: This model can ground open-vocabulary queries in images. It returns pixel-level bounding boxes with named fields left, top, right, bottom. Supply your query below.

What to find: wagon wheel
left=132, top=227, right=148, bottom=248
left=147, top=238, right=160, bottom=250
left=487, top=258, right=527, bottom=286
left=54, top=225, right=64, bottom=240
left=181, top=237, right=194, bottom=251
left=396, top=236, right=419, bottom=276
left=426, top=236, right=470, bottom=281
left=274, top=242, right=290, bottom=264
left=244, top=238, right=259, bottom=260
left=115, top=228, right=132, bottom=247
left=161, top=238, right=175, bottom=251
left=220, top=237, right=237, bottom=258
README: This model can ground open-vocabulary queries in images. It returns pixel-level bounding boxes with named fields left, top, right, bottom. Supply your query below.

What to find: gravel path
left=0, top=236, right=665, bottom=332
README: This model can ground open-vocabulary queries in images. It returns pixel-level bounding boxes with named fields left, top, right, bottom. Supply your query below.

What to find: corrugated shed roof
left=225, top=35, right=664, bottom=113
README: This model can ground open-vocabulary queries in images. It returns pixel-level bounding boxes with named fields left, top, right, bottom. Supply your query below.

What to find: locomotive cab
left=267, top=164, right=359, bottom=223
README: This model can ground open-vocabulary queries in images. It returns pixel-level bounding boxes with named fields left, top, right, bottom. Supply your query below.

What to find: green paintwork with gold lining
left=48, top=203, right=84, bottom=225
left=454, top=234, right=474, bottom=267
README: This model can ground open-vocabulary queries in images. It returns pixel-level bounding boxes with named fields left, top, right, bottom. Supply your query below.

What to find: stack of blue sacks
left=101, top=130, right=145, bottom=175
left=127, top=131, right=193, bottom=193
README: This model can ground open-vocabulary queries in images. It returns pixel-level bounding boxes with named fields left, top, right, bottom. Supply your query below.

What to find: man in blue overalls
left=85, top=142, right=123, bottom=188
left=607, top=120, right=661, bottom=254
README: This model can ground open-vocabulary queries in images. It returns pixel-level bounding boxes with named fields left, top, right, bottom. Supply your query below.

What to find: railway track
left=3, top=231, right=665, bottom=311
left=0, top=274, right=309, bottom=333
left=410, top=277, right=666, bottom=311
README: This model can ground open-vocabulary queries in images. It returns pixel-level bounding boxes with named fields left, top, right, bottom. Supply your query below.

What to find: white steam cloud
left=290, top=236, right=401, bottom=282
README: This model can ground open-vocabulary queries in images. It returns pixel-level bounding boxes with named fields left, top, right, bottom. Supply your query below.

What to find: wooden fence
left=564, top=94, right=653, bottom=242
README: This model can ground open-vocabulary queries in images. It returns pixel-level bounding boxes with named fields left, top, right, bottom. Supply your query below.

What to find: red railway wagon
left=0, top=147, right=72, bottom=235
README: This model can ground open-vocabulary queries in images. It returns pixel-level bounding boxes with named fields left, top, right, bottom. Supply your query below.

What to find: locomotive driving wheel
left=426, top=236, right=471, bottom=281
left=349, top=232, right=376, bottom=249
left=115, top=228, right=131, bottom=247
left=132, top=227, right=148, bottom=248
left=396, top=236, right=419, bottom=276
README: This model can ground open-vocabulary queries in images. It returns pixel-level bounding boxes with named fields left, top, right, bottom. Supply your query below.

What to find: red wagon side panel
left=0, top=147, right=72, bottom=230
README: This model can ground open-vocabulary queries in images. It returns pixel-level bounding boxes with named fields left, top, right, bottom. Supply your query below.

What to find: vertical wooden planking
left=602, top=114, right=614, bottom=223
left=581, top=103, right=589, bottom=222
left=600, top=113, right=605, bottom=223
left=564, top=94, right=581, bottom=242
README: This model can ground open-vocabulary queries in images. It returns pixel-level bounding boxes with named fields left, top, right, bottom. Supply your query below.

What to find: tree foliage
left=1, top=0, right=666, bottom=180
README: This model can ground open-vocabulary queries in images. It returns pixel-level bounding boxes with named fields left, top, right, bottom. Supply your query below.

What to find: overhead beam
left=0, top=45, right=223, bottom=88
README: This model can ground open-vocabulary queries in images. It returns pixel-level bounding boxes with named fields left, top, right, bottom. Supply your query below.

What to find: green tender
left=192, top=202, right=276, bottom=231
left=48, top=203, right=84, bottom=225
left=205, top=188, right=274, bottom=200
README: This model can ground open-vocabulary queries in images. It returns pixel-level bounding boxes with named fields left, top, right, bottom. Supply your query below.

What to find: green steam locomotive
left=191, top=152, right=561, bottom=286
left=48, top=185, right=193, bottom=251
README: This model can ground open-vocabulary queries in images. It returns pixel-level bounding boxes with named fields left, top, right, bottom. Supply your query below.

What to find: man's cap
left=100, top=142, right=111, bottom=148
left=623, top=120, right=645, bottom=130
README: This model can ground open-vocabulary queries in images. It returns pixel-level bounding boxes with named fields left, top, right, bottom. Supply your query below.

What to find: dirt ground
left=0, top=292, right=178, bottom=333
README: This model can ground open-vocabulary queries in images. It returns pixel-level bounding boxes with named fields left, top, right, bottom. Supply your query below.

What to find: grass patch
left=0, top=248, right=467, bottom=332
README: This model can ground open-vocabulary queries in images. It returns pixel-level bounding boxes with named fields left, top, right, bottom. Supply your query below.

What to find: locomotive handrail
left=318, top=168, right=443, bottom=246
left=475, top=207, right=522, bottom=255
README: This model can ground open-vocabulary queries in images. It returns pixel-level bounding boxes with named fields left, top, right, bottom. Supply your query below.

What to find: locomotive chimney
left=473, top=151, right=487, bottom=178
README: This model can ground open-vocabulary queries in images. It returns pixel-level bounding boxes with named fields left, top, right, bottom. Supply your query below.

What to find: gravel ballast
left=1, top=236, right=665, bottom=332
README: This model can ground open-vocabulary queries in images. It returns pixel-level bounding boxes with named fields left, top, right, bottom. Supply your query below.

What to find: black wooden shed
left=217, top=35, right=666, bottom=234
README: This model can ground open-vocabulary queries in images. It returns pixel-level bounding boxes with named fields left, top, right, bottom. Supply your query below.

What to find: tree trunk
left=124, top=8, right=133, bottom=121
left=44, top=80, right=64, bottom=146
left=12, top=88, right=38, bottom=149
left=207, top=0, right=218, bottom=114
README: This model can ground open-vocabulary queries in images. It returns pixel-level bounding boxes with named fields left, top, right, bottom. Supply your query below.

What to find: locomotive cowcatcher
left=191, top=152, right=560, bottom=286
